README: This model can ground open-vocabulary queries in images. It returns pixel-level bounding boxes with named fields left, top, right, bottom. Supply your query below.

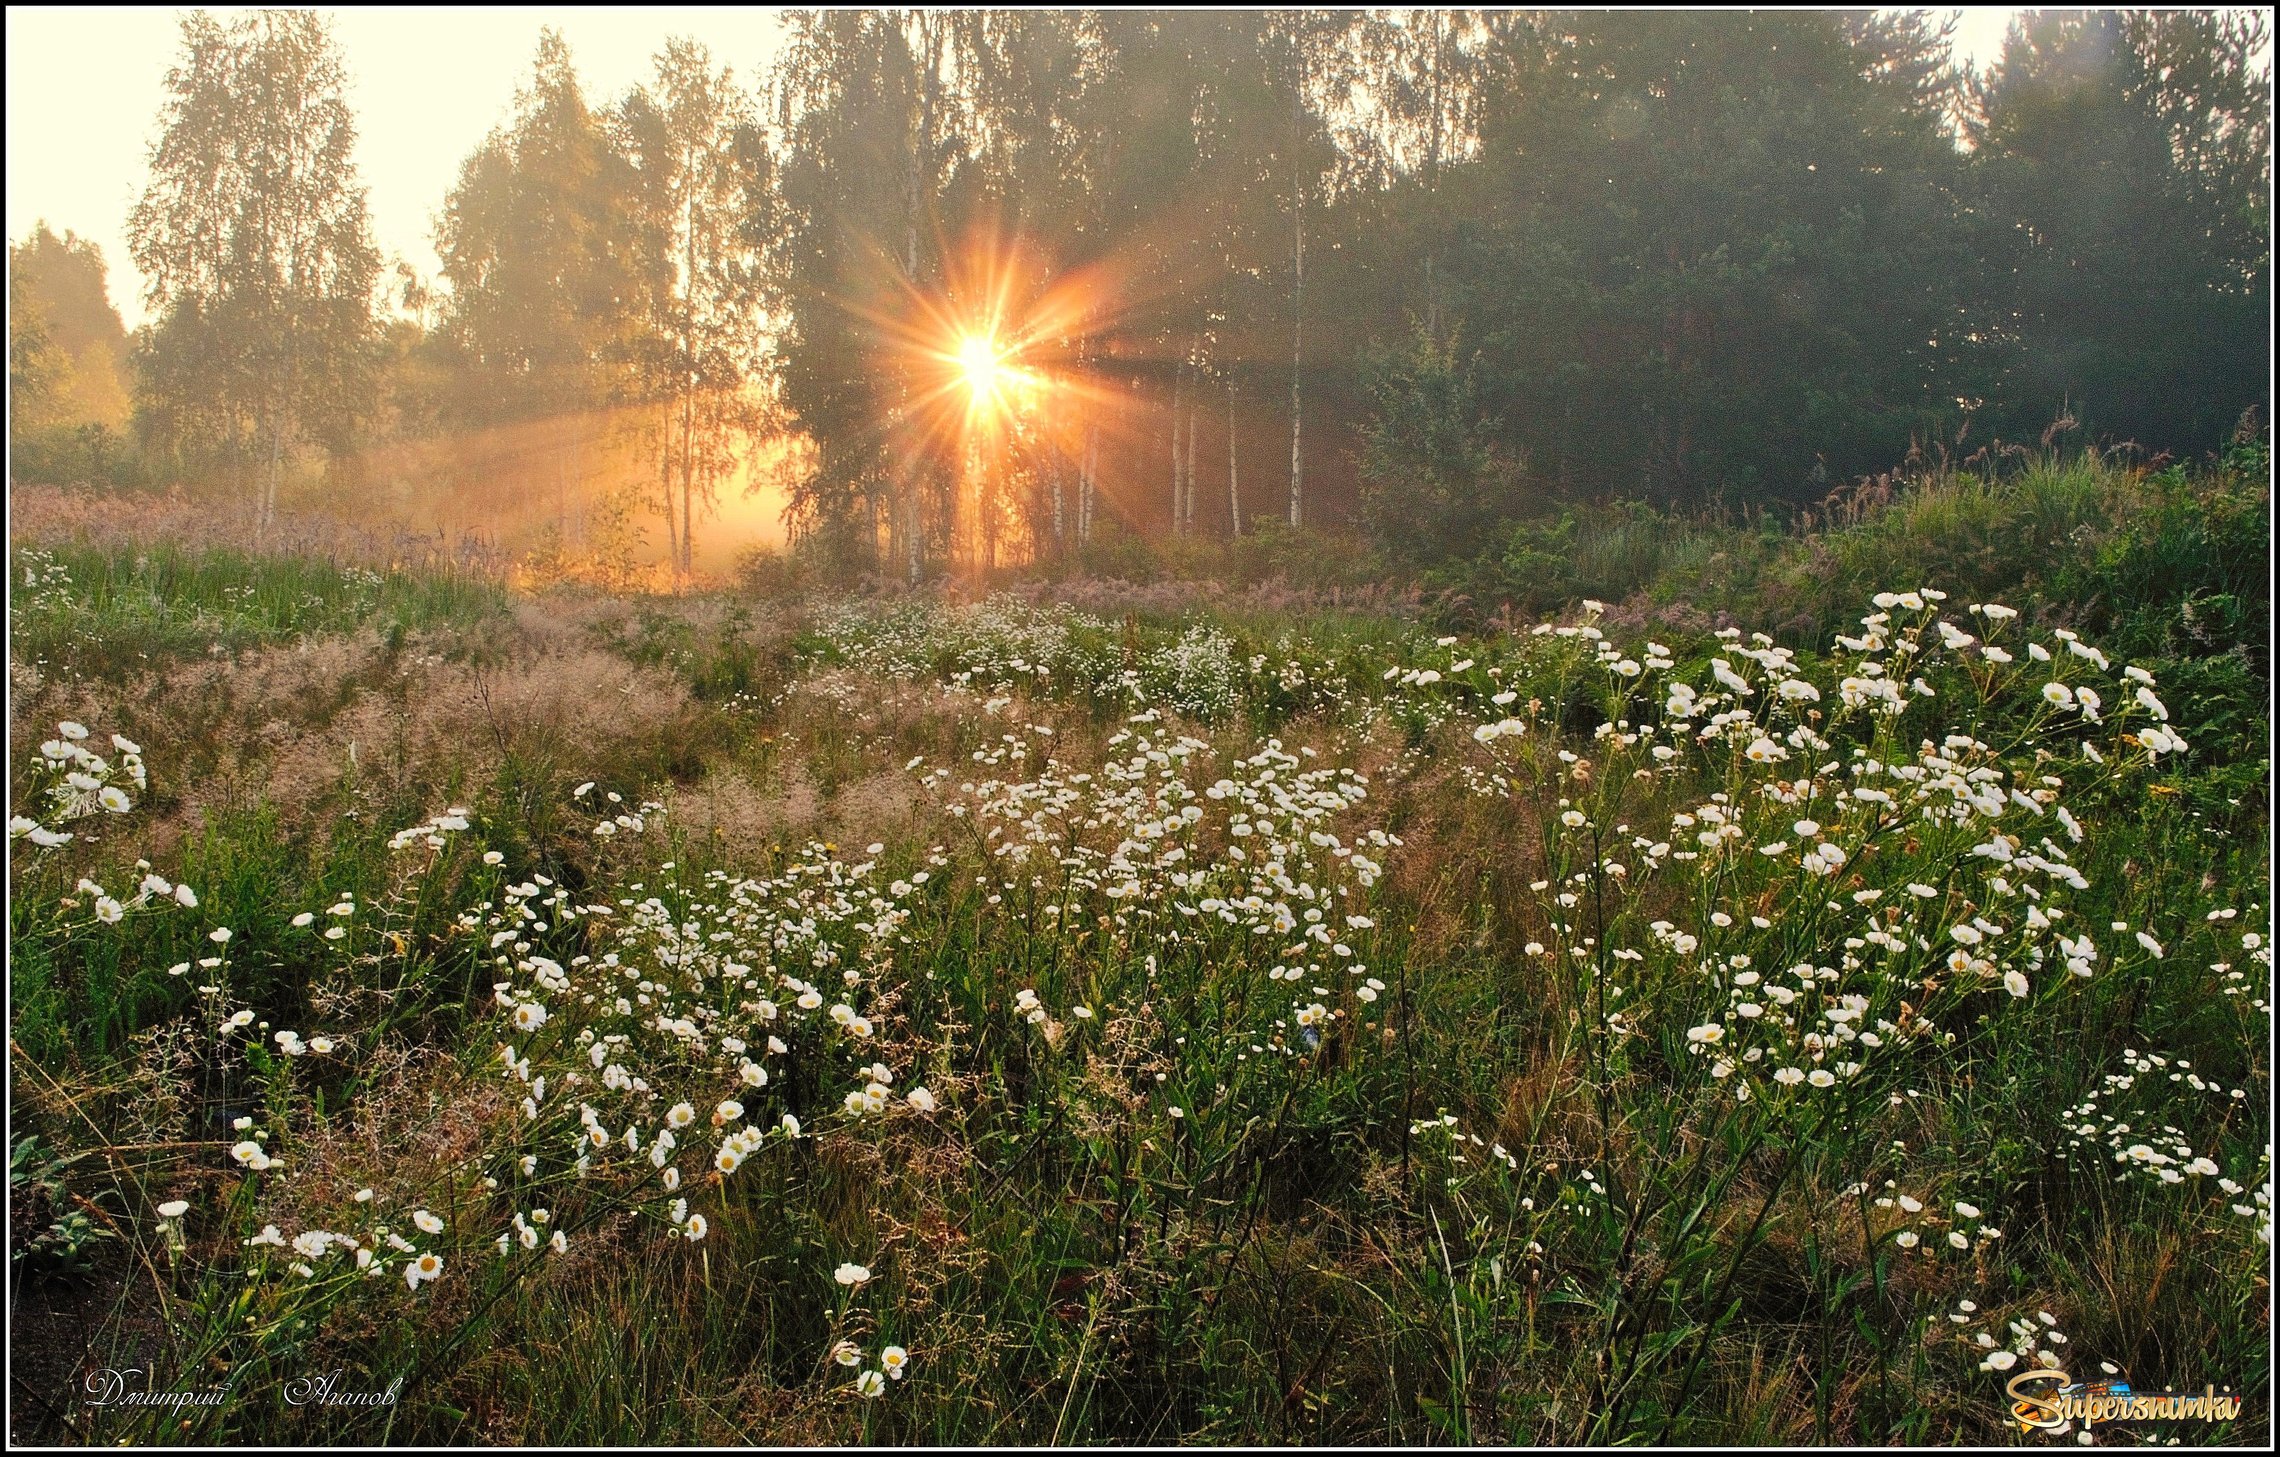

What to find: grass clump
left=10, top=541, right=508, bottom=683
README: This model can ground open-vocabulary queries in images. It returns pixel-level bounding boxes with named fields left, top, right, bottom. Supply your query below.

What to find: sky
left=7, top=6, right=2024, bottom=330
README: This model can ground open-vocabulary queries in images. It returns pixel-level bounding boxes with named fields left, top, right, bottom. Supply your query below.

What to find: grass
left=7, top=459, right=2270, bottom=1446
left=1387, top=441, right=2261, bottom=637
left=10, top=541, right=509, bottom=684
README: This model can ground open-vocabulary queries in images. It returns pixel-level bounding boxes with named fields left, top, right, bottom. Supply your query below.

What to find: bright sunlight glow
left=957, top=333, right=1004, bottom=399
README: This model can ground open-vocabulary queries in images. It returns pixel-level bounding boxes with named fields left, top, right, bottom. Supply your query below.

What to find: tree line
left=8, top=8, right=2270, bottom=577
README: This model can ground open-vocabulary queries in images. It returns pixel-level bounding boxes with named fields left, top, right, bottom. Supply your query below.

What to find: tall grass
left=9, top=549, right=2266, bottom=1445
left=10, top=542, right=509, bottom=683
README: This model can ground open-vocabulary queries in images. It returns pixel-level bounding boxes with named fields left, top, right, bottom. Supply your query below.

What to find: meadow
left=7, top=446, right=2270, bottom=1445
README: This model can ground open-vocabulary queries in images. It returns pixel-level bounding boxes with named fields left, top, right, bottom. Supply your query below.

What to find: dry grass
left=9, top=482, right=513, bottom=576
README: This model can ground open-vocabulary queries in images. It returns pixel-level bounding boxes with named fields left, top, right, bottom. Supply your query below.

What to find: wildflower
left=157, top=1200, right=189, bottom=1220
left=405, top=1252, right=444, bottom=1289
left=99, top=786, right=132, bottom=814
left=835, top=1262, right=872, bottom=1287
left=413, top=1210, right=445, bottom=1235
left=833, top=1340, right=864, bottom=1368
left=1893, top=1231, right=1920, bottom=1248
left=94, top=896, right=124, bottom=924
left=905, top=1086, right=937, bottom=1113
left=684, top=1214, right=708, bottom=1242
left=856, top=1370, right=886, bottom=1398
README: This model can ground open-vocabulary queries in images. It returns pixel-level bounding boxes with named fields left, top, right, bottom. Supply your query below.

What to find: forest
left=9, top=9, right=2270, bottom=582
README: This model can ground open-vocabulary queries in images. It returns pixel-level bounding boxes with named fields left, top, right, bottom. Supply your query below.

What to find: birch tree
left=129, top=9, right=379, bottom=526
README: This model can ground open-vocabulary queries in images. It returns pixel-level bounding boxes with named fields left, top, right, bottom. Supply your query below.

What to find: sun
left=956, top=333, right=1004, bottom=400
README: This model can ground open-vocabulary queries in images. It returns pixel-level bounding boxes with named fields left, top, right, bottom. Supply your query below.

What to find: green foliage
left=9, top=260, right=65, bottom=426
left=1420, top=10, right=1993, bottom=505
left=1357, top=325, right=1523, bottom=564
left=1343, top=9, right=2268, bottom=557
left=1461, top=447, right=2267, bottom=643
left=1970, top=12, right=2271, bottom=451
left=127, top=10, right=382, bottom=520
left=7, top=223, right=132, bottom=437
left=1220, top=519, right=1381, bottom=593
left=434, top=30, right=641, bottom=430
left=10, top=1135, right=114, bottom=1283
left=1469, top=500, right=1752, bottom=620
left=1417, top=446, right=2271, bottom=837
left=9, top=422, right=154, bottom=491
left=588, top=599, right=794, bottom=708
left=7, top=542, right=508, bottom=682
